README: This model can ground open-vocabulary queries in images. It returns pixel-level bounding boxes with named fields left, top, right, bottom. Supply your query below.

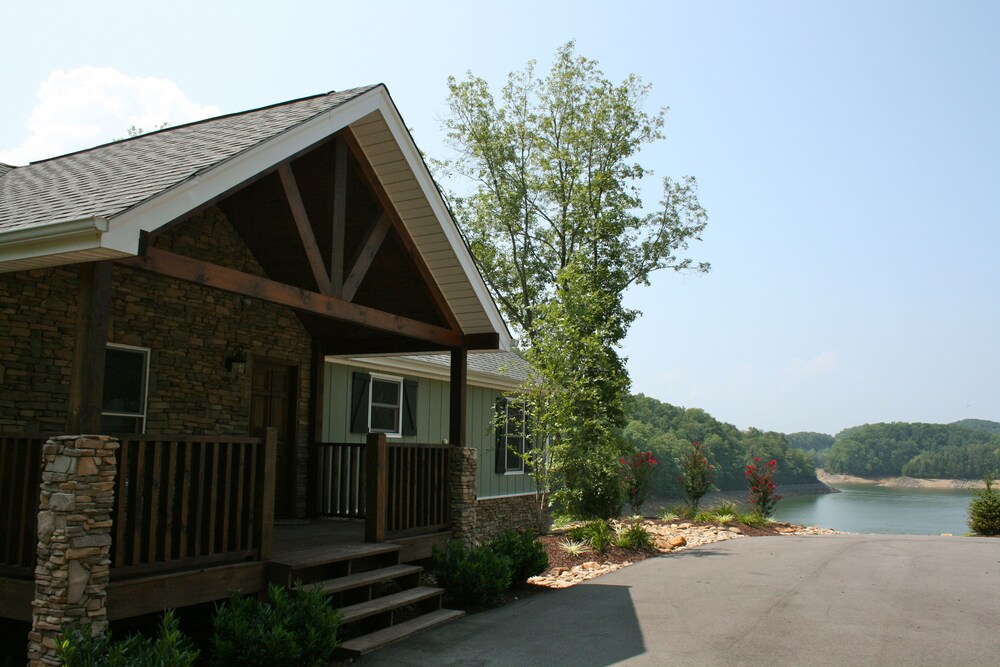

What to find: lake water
left=771, top=483, right=977, bottom=535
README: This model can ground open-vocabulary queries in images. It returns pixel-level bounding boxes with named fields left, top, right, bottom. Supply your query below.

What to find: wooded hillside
left=624, top=394, right=818, bottom=497
left=822, top=421, right=1000, bottom=479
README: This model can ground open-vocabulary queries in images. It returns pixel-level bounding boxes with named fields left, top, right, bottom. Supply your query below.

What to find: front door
left=251, top=362, right=298, bottom=519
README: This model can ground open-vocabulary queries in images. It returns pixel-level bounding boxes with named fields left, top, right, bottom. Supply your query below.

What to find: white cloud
left=783, top=350, right=838, bottom=379
left=0, top=67, right=220, bottom=165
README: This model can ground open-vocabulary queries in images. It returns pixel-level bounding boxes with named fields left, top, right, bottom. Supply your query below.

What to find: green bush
left=567, top=519, right=614, bottom=553
left=735, top=511, right=771, bottom=527
left=210, top=584, right=341, bottom=667
left=487, top=530, right=549, bottom=584
left=613, top=521, right=655, bottom=551
left=58, top=610, right=198, bottom=667
left=432, top=540, right=513, bottom=605
left=968, top=477, right=1000, bottom=536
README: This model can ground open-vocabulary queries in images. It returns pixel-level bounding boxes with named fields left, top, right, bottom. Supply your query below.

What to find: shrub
left=736, top=511, right=771, bottom=527
left=746, top=457, right=782, bottom=517
left=566, top=519, right=613, bottom=553
left=968, top=476, right=1000, bottom=536
left=678, top=441, right=715, bottom=510
left=613, top=520, right=655, bottom=551
left=619, top=451, right=658, bottom=515
left=210, top=584, right=341, bottom=667
left=58, top=610, right=198, bottom=667
left=433, top=540, right=513, bottom=605
left=487, top=530, right=549, bottom=584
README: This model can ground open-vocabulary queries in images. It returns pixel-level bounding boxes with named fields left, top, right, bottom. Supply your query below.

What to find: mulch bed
left=538, top=519, right=784, bottom=572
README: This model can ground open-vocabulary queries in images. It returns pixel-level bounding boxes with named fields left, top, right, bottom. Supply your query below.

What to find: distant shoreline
left=817, top=469, right=997, bottom=490
left=647, top=479, right=836, bottom=511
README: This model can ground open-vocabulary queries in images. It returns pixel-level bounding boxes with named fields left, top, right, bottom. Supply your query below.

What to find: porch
left=0, top=432, right=454, bottom=623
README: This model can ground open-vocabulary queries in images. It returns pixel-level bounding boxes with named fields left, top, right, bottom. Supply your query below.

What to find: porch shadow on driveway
left=360, top=582, right=644, bottom=667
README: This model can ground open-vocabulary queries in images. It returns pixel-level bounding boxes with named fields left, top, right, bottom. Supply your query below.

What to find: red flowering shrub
left=746, top=457, right=782, bottom=516
left=678, top=441, right=714, bottom=510
left=619, top=451, right=658, bottom=515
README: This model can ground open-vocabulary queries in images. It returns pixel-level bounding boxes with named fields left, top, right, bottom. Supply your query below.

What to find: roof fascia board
left=0, top=217, right=119, bottom=269
left=100, top=92, right=384, bottom=255
left=327, top=355, right=522, bottom=392
left=371, top=90, right=512, bottom=351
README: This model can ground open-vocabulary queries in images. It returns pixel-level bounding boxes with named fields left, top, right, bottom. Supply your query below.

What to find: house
left=0, top=85, right=535, bottom=659
left=324, top=351, right=538, bottom=538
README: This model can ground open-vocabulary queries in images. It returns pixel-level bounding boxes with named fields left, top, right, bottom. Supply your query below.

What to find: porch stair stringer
left=265, top=540, right=463, bottom=657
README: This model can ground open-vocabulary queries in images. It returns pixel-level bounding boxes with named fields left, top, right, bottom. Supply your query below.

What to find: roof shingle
left=0, top=86, right=377, bottom=234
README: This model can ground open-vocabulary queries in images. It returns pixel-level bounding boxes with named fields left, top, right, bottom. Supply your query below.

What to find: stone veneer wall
left=448, top=445, right=542, bottom=544
left=28, top=435, right=118, bottom=666
left=449, top=447, right=477, bottom=545
left=0, top=266, right=79, bottom=434
left=0, top=207, right=314, bottom=516
left=475, top=494, right=541, bottom=542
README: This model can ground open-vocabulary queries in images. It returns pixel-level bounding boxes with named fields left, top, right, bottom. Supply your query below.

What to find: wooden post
left=449, top=347, right=467, bottom=448
left=67, top=261, right=112, bottom=434
left=364, top=432, right=387, bottom=543
left=306, top=341, right=325, bottom=518
left=258, top=427, right=277, bottom=560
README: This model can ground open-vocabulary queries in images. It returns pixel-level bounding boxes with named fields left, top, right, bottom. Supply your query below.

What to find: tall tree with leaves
left=439, top=42, right=709, bottom=518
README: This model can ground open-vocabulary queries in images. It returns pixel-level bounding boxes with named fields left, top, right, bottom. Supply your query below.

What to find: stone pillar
left=28, top=435, right=118, bottom=666
left=449, top=447, right=478, bottom=546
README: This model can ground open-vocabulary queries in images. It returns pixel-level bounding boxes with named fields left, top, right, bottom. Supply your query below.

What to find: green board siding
left=323, top=363, right=534, bottom=499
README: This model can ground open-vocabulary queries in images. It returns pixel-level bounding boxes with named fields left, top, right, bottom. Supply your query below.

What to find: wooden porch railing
left=317, top=442, right=366, bottom=518
left=319, top=436, right=450, bottom=542
left=385, top=439, right=450, bottom=536
left=112, top=430, right=276, bottom=575
left=0, top=434, right=45, bottom=573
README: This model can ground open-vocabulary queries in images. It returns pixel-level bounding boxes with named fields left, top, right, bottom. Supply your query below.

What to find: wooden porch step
left=268, top=541, right=401, bottom=570
left=338, top=608, right=465, bottom=656
left=316, top=564, right=422, bottom=596
left=339, top=586, right=443, bottom=625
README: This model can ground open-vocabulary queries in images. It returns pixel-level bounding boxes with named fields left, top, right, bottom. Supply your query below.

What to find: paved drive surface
left=360, top=534, right=999, bottom=666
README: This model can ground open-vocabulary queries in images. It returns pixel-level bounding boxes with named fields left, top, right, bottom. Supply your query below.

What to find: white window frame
left=500, top=399, right=528, bottom=475
left=368, top=373, right=403, bottom=438
left=101, top=343, right=150, bottom=434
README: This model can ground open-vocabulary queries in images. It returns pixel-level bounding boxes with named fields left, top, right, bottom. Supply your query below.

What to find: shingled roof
left=0, top=86, right=376, bottom=233
left=0, top=84, right=511, bottom=349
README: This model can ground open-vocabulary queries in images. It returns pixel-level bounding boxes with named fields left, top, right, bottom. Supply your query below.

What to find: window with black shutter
left=495, top=397, right=528, bottom=474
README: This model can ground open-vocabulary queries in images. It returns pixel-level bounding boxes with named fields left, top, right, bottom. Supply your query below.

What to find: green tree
left=441, top=42, right=708, bottom=518
left=967, top=476, right=1000, bottom=535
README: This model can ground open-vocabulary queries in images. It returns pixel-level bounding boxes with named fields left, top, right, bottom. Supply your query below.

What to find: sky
left=2, top=1, right=997, bottom=435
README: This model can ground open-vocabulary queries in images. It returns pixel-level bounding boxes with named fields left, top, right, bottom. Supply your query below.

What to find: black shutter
left=402, top=379, right=418, bottom=436
left=495, top=397, right=507, bottom=473
left=350, top=372, right=371, bottom=433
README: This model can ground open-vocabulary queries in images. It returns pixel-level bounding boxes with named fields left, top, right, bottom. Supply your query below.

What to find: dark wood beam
left=278, top=163, right=333, bottom=295
left=67, top=261, right=112, bottom=434
left=321, top=338, right=449, bottom=356
left=319, top=332, right=499, bottom=356
left=341, top=129, right=464, bottom=332
left=463, top=332, right=502, bottom=350
left=449, top=347, right=468, bottom=447
left=116, top=248, right=465, bottom=348
left=342, top=212, right=391, bottom=302
left=331, top=137, right=347, bottom=297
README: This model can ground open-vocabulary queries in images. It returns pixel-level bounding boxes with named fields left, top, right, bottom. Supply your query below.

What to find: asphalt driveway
left=359, top=534, right=1000, bottom=666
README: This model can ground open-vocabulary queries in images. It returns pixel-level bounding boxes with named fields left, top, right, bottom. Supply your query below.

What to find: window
left=100, top=344, right=150, bottom=434
left=350, top=371, right=418, bottom=437
left=369, top=375, right=402, bottom=435
left=495, top=398, right=529, bottom=474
